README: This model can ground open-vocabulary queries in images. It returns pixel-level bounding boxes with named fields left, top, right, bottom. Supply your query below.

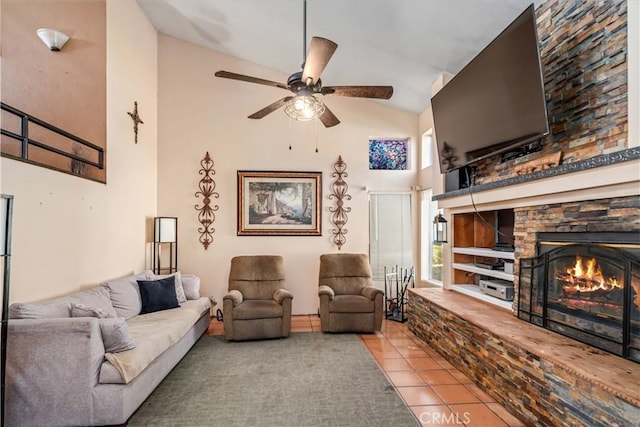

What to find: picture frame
left=237, top=171, right=322, bottom=236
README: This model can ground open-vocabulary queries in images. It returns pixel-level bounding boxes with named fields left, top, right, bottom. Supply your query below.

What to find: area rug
left=128, top=332, right=419, bottom=426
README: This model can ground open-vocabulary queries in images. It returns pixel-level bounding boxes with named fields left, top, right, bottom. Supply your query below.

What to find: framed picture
left=237, top=171, right=322, bottom=236
left=369, top=138, right=408, bottom=170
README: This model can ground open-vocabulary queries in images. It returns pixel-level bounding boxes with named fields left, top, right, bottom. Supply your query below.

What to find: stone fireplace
left=518, top=231, right=640, bottom=363
left=421, top=187, right=640, bottom=425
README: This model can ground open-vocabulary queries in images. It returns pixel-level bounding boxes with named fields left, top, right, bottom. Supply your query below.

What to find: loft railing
left=0, top=102, right=104, bottom=177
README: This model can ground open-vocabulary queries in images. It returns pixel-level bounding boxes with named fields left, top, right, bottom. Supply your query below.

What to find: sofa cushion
left=137, top=277, right=180, bottom=314
left=9, top=300, right=71, bottom=319
left=70, top=302, right=115, bottom=319
left=9, top=285, right=117, bottom=319
left=181, top=274, right=201, bottom=300
left=103, top=270, right=154, bottom=319
left=104, top=298, right=210, bottom=383
left=154, top=271, right=187, bottom=303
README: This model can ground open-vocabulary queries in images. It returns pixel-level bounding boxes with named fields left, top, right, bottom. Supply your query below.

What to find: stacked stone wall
left=472, top=0, right=627, bottom=185
left=409, top=289, right=640, bottom=426
left=512, top=195, right=640, bottom=301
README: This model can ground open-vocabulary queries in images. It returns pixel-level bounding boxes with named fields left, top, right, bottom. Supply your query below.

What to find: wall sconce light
left=153, top=217, right=177, bottom=275
left=433, top=213, right=448, bottom=243
left=36, top=28, right=70, bottom=51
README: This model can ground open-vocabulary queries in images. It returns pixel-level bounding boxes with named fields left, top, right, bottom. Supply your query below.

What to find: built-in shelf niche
left=450, top=209, right=515, bottom=309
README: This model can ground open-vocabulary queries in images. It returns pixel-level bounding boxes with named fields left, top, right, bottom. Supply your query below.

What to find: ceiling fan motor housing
left=287, top=71, right=321, bottom=95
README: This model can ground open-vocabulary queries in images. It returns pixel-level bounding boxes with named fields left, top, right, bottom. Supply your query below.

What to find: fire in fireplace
left=518, top=232, right=640, bottom=363
left=554, top=255, right=627, bottom=318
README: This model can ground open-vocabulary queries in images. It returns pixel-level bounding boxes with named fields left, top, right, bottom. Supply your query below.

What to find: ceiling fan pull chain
left=315, top=116, right=319, bottom=153
left=289, top=116, right=293, bottom=150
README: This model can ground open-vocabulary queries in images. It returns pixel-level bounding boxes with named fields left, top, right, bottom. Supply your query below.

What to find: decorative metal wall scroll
left=194, top=152, right=219, bottom=249
left=328, top=155, right=351, bottom=250
left=127, top=101, right=144, bottom=144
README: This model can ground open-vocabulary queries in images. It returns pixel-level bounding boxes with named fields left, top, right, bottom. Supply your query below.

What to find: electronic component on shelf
left=479, top=279, right=514, bottom=301
left=493, top=243, right=515, bottom=252
left=474, top=262, right=502, bottom=270
left=504, top=262, right=514, bottom=274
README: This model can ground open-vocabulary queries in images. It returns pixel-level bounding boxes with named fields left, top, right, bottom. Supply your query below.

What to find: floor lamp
left=152, top=217, right=177, bottom=275
left=1, top=194, right=14, bottom=427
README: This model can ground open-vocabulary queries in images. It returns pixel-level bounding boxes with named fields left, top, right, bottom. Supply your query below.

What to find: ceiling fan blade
left=215, top=70, right=289, bottom=91
left=321, top=85, right=394, bottom=99
left=248, top=97, right=293, bottom=119
left=319, top=104, right=340, bottom=128
left=301, top=37, right=338, bottom=86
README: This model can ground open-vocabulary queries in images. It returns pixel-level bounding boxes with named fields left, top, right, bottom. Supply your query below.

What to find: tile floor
left=207, top=316, right=524, bottom=427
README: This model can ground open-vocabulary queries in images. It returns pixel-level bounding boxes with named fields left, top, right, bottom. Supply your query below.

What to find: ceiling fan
left=214, top=0, right=393, bottom=128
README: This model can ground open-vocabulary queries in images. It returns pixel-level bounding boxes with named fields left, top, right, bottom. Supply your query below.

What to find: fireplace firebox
left=518, top=232, right=640, bottom=363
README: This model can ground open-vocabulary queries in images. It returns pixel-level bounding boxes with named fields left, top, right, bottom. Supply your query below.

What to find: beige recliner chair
left=223, top=255, right=293, bottom=341
left=318, top=253, right=384, bottom=333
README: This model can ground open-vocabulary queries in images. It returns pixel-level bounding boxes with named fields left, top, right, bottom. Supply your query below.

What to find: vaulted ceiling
left=137, top=0, right=543, bottom=114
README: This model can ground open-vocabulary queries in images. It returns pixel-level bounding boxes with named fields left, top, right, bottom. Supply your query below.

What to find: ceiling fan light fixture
left=284, top=95, right=325, bottom=121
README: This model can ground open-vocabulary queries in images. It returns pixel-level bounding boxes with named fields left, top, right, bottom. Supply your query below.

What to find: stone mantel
left=435, top=148, right=640, bottom=213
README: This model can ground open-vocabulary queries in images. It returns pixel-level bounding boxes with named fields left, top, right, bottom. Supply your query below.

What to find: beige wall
left=157, top=35, right=418, bottom=314
left=1, top=0, right=107, bottom=182
left=0, top=0, right=158, bottom=303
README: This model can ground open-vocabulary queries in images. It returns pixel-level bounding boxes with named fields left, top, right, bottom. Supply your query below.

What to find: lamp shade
left=154, top=217, right=177, bottom=243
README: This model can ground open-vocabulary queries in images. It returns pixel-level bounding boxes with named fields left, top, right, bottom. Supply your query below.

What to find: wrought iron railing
left=0, top=102, right=104, bottom=177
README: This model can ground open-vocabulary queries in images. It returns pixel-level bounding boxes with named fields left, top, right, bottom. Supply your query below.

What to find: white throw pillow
left=154, top=271, right=187, bottom=303
left=181, top=274, right=201, bottom=300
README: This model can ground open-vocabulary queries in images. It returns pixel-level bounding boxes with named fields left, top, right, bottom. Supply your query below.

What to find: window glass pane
left=421, top=130, right=432, bottom=169
left=431, top=242, right=444, bottom=282
left=420, top=189, right=443, bottom=284
left=421, top=191, right=431, bottom=281
left=430, top=196, right=443, bottom=283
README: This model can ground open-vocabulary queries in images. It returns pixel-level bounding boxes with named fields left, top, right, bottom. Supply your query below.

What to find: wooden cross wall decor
left=127, top=101, right=144, bottom=144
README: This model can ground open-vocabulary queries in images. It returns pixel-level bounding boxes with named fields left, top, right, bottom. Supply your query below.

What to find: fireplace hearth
left=518, top=232, right=640, bottom=363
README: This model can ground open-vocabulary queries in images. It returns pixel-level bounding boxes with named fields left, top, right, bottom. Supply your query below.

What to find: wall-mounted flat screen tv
left=431, top=4, right=549, bottom=174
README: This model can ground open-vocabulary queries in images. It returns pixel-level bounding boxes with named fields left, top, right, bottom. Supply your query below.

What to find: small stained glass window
left=369, top=138, right=408, bottom=170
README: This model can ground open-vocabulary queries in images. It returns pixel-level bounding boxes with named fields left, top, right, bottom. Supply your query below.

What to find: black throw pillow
left=137, top=276, right=180, bottom=314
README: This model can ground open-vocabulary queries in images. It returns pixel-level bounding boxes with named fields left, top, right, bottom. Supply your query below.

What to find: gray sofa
left=5, top=270, right=211, bottom=426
